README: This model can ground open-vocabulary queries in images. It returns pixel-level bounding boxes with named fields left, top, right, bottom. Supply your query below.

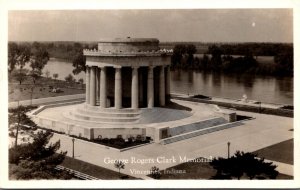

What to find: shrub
left=150, top=166, right=161, bottom=179
left=102, top=138, right=109, bottom=143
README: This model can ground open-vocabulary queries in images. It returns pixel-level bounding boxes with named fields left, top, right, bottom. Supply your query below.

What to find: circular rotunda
left=66, top=37, right=174, bottom=125
left=84, top=38, right=172, bottom=109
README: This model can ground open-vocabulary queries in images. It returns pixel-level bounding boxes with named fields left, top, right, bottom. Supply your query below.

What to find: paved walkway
left=37, top=99, right=218, bottom=128
left=171, top=92, right=285, bottom=109
left=50, top=99, right=293, bottom=179
left=9, top=94, right=85, bottom=108
left=265, top=159, right=293, bottom=176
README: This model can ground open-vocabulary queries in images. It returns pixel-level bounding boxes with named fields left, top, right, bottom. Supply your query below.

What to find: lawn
left=253, top=139, right=293, bottom=165
left=9, top=76, right=85, bottom=102
left=61, top=156, right=138, bottom=180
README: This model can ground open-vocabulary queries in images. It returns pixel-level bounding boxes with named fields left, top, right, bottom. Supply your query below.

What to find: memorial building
left=29, top=37, right=237, bottom=144
left=83, top=37, right=172, bottom=109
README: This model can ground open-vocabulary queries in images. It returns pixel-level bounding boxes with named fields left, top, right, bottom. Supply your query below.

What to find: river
left=42, top=58, right=293, bottom=105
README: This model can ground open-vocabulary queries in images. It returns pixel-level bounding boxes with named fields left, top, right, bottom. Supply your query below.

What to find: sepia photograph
left=0, top=0, right=298, bottom=188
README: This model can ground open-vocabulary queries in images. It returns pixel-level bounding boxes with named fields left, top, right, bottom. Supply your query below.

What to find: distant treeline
left=9, top=41, right=293, bottom=77
left=10, top=41, right=97, bottom=62
left=160, top=42, right=293, bottom=55
left=171, top=43, right=293, bottom=77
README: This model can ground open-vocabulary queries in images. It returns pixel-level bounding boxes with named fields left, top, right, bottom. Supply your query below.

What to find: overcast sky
left=8, top=9, right=293, bottom=43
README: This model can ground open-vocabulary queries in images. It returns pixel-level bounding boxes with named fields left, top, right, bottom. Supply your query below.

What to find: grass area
left=61, top=156, right=138, bottom=180
left=157, top=157, right=292, bottom=180
left=253, top=139, right=293, bottom=165
left=9, top=76, right=85, bottom=102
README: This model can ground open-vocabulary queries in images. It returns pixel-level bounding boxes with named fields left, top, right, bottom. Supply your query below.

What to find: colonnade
left=85, top=65, right=170, bottom=109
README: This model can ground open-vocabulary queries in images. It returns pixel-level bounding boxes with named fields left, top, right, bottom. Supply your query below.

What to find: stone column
left=165, top=65, right=171, bottom=103
left=159, top=66, right=165, bottom=106
left=85, top=66, right=90, bottom=104
left=97, top=68, right=101, bottom=104
left=100, top=67, right=107, bottom=108
left=131, top=66, right=139, bottom=109
left=147, top=66, right=154, bottom=108
left=96, top=67, right=100, bottom=104
left=90, top=66, right=97, bottom=106
left=114, top=67, right=122, bottom=109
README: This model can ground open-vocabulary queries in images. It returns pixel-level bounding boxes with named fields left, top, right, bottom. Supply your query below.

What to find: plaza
left=49, top=99, right=293, bottom=179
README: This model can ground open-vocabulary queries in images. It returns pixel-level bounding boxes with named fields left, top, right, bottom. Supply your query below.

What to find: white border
left=0, top=0, right=299, bottom=188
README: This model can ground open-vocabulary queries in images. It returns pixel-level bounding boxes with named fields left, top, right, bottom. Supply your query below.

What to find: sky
left=8, top=9, right=293, bottom=43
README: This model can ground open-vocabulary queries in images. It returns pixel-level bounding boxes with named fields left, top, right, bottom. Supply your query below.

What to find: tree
left=201, top=54, right=210, bottom=70
left=8, top=42, right=19, bottom=74
left=208, top=45, right=223, bottom=70
left=186, top=44, right=197, bottom=65
left=53, top=73, right=59, bottom=80
left=171, top=44, right=186, bottom=68
left=53, top=73, right=59, bottom=87
left=210, top=151, right=278, bottom=179
left=8, top=43, right=31, bottom=74
left=150, top=166, right=161, bottom=179
left=45, top=70, right=51, bottom=79
left=274, top=50, right=293, bottom=76
left=12, top=68, right=29, bottom=85
left=114, top=160, right=125, bottom=178
left=9, top=130, right=71, bottom=179
left=28, top=46, right=49, bottom=105
left=72, top=43, right=86, bottom=75
left=65, top=74, right=75, bottom=84
left=8, top=104, right=28, bottom=148
left=78, top=78, right=84, bottom=89
left=30, top=47, right=49, bottom=73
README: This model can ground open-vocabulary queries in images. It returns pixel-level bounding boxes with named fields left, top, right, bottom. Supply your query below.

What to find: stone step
left=76, top=107, right=141, bottom=117
left=83, top=104, right=139, bottom=113
left=168, top=117, right=228, bottom=136
left=68, top=111, right=140, bottom=123
left=161, top=121, right=243, bottom=145
left=63, top=113, right=138, bottom=125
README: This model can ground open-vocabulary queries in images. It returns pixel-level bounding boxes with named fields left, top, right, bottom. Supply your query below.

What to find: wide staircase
left=139, top=107, right=192, bottom=124
left=64, top=104, right=141, bottom=124
left=161, top=118, right=243, bottom=145
left=169, top=117, right=227, bottom=136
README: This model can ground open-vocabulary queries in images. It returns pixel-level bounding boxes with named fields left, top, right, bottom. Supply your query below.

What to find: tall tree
left=8, top=104, right=28, bottom=148
left=8, top=43, right=31, bottom=74
left=72, top=43, right=86, bottom=75
left=11, top=68, right=29, bottom=85
left=29, top=46, right=49, bottom=104
left=72, top=51, right=86, bottom=75
left=9, top=130, right=71, bottom=179
left=30, top=47, right=49, bottom=73
left=171, top=44, right=186, bottom=68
